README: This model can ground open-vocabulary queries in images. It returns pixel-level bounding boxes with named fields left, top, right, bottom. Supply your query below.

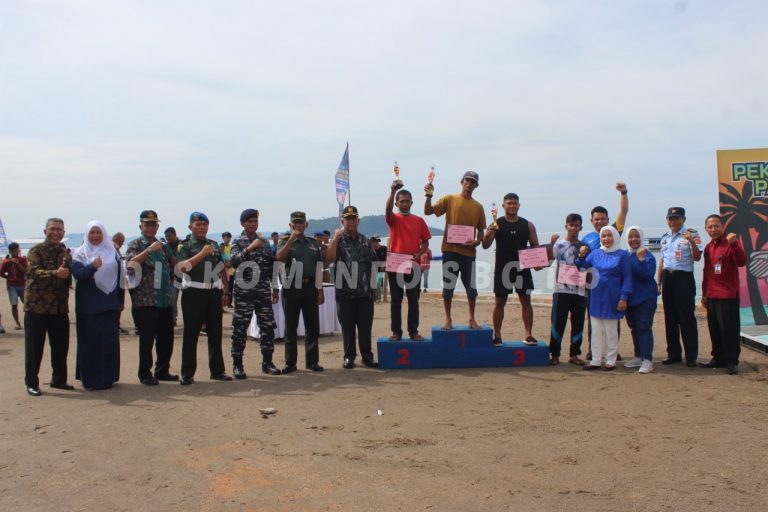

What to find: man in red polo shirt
left=385, top=184, right=431, bottom=340
left=700, top=214, right=747, bottom=375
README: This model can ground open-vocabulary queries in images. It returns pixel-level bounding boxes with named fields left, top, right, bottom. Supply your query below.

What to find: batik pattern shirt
left=24, top=241, right=72, bottom=314
left=125, top=235, right=175, bottom=308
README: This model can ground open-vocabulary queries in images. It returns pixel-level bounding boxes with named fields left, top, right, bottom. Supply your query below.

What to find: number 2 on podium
left=397, top=349, right=411, bottom=366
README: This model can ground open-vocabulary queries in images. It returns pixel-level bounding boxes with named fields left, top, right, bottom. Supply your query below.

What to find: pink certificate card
left=518, top=247, right=549, bottom=269
left=385, top=252, right=414, bottom=274
left=557, top=264, right=587, bottom=286
left=446, top=224, right=475, bottom=244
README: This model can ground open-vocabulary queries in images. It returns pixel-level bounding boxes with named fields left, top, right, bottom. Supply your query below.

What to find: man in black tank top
left=482, top=193, right=543, bottom=345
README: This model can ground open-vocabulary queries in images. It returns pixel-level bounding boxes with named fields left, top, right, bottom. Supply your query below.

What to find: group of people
left=8, top=171, right=748, bottom=397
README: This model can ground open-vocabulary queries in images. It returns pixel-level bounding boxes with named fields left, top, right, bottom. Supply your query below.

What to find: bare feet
left=468, top=319, right=481, bottom=330
left=441, top=320, right=453, bottom=331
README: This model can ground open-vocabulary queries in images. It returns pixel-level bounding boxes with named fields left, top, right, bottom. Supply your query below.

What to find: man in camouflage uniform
left=230, top=209, right=281, bottom=378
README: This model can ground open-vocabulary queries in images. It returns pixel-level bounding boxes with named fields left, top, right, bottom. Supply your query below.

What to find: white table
left=247, top=285, right=340, bottom=338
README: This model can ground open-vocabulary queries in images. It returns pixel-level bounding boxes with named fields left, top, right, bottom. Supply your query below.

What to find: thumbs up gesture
left=578, top=245, right=589, bottom=258
left=55, top=262, right=70, bottom=279
left=726, top=233, right=738, bottom=245
left=637, top=247, right=647, bottom=261
left=92, top=256, right=103, bottom=269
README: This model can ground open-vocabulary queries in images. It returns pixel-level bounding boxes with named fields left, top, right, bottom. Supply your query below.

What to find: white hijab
left=599, top=225, right=622, bottom=253
left=625, top=225, right=645, bottom=254
left=73, top=221, right=119, bottom=295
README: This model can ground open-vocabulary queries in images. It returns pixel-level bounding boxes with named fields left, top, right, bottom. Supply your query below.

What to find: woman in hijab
left=71, top=221, right=123, bottom=390
left=623, top=226, right=657, bottom=374
left=576, top=226, right=632, bottom=371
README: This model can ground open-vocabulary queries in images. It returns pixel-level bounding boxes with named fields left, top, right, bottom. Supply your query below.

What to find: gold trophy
left=490, top=202, right=499, bottom=229
left=392, top=161, right=403, bottom=190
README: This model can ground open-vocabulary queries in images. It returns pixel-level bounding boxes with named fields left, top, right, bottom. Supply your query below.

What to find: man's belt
left=182, top=280, right=223, bottom=290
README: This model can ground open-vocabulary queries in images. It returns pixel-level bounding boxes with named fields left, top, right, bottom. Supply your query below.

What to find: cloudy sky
left=1, top=0, right=766, bottom=240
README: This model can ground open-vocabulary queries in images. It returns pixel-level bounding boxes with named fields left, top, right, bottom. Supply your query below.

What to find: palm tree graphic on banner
left=720, top=180, right=768, bottom=325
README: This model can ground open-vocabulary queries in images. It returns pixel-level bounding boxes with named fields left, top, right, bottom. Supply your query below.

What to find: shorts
left=493, top=261, right=533, bottom=297
left=8, top=286, right=25, bottom=306
left=441, top=252, right=478, bottom=300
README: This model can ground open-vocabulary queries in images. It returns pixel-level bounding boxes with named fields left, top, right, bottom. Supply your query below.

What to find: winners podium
left=377, top=325, right=550, bottom=369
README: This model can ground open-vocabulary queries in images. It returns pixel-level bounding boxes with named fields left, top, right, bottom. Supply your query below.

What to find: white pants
left=591, top=317, right=619, bottom=366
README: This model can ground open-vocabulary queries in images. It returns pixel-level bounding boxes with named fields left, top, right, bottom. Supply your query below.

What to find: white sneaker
left=638, top=360, right=654, bottom=374
left=623, top=357, right=642, bottom=368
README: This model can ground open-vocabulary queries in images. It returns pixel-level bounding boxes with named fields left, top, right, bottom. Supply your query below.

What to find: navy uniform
left=178, top=212, right=232, bottom=385
left=276, top=211, right=324, bottom=373
left=230, top=209, right=281, bottom=378
left=659, top=207, right=702, bottom=366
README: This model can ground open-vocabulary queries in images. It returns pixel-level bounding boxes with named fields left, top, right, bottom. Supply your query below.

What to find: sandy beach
left=1, top=292, right=767, bottom=511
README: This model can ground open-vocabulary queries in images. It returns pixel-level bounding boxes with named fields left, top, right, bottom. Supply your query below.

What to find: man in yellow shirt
left=425, top=171, right=486, bottom=330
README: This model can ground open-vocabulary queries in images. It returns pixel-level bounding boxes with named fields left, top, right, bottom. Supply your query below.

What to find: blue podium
left=377, top=325, right=550, bottom=369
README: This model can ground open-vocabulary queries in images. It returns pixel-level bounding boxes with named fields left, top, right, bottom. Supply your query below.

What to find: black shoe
left=686, top=360, right=698, bottom=368
left=726, top=364, right=739, bottom=375
left=155, top=372, right=179, bottom=382
left=361, top=358, right=378, bottom=368
left=616, top=353, right=623, bottom=361
left=180, top=377, right=194, bottom=386
left=140, top=376, right=159, bottom=386
left=50, top=382, right=75, bottom=390
left=699, top=359, right=726, bottom=368
left=210, top=373, right=233, bottom=381
left=27, top=386, right=42, bottom=397
left=282, top=364, right=297, bottom=374
left=233, top=365, right=247, bottom=379
left=308, top=364, right=324, bottom=372
left=661, top=358, right=682, bottom=365
left=262, top=362, right=282, bottom=375
left=343, top=358, right=355, bottom=369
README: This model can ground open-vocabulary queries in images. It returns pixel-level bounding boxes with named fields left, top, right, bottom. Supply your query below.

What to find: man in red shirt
left=1, top=242, right=28, bottom=331
left=700, top=214, right=747, bottom=374
left=385, top=184, right=431, bottom=340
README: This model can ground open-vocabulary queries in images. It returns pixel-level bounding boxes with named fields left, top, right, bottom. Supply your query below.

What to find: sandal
left=549, top=356, right=560, bottom=365
left=524, top=336, right=538, bottom=346
left=388, top=334, right=402, bottom=341
left=568, top=356, right=585, bottom=366
left=602, top=364, right=615, bottom=372
left=493, top=338, right=503, bottom=347
left=410, top=333, right=424, bottom=341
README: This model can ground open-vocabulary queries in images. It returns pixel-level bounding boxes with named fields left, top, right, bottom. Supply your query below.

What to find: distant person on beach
left=425, top=171, right=486, bottom=330
left=23, top=218, right=73, bottom=396
left=419, top=245, right=433, bottom=293
left=386, top=184, right=431, bottom=341
left=547, top=214, right=587, bottom=365
left=371, top=236, right=387, bottom=303
left=657, top=207, right=702, bottom=367
left=270, top=232, right=280, bottom=255
left=576, top=226, right=632, bottom=371
left=177, top=212, right=232, bottom=385
left=221, top=231, right=234, bottom=308
left=71, top=221, right=123, bottom=390
left=482, top=193, right=543, bottom=346
left=125, top=210, right=179, bottom=385
left=229, top=209, right=281, bottom=378
left=276, top=211, right=325, bottom=373
left=163, top=226, right=181, bottom=326
left=111, top=231, right=131, bottom=335
left=1, top=242, right=28, bottom=331
left=583, top=183, right=629, bottom=361
left=701, top=214, right=746, bottom=375
left=326, top=206, right=378, bottom=369
left=623, top=226, right=657, bottom=374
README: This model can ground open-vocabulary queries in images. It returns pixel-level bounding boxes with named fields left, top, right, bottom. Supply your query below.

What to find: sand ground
left=1, top=291, right=767, bottom=512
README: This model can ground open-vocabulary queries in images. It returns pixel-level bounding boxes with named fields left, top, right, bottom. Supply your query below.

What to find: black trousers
left=133, top=306, right=174, bottom=379
left=549, top=293, right=586, bottom=357
left=662, top=270, right=698, bottom=362
left=706, top=298, right=741, bottom=365
left=24, top=312, right=70, bottom=388
left=283, top=286, right=320, bottom=367
left=181, top=288, right=225, bottom=379
left=388, top=271, right=421, bottom=337
left=337, top=297, right=375, bottom=361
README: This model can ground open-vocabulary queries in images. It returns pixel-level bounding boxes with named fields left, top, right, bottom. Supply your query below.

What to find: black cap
left=140, top=210, right=160, bottom=222
left=462, top=171, right=479, bottom=184
left=222, top=232, right=232, bottom=238
left=240, top=208, right=259, bottom=224
left=290, top=211, right=307, bottom=222
left=342, top=205, right=359, bottom=218
left=666, top=207, right=686, bottom=218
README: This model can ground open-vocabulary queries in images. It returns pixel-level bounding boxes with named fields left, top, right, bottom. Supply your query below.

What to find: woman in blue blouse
left=71, top=221, right=123, bottom=390
left=577, top=226, right=633, bottom=371
left=623, top=226, right=657, bottom=374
